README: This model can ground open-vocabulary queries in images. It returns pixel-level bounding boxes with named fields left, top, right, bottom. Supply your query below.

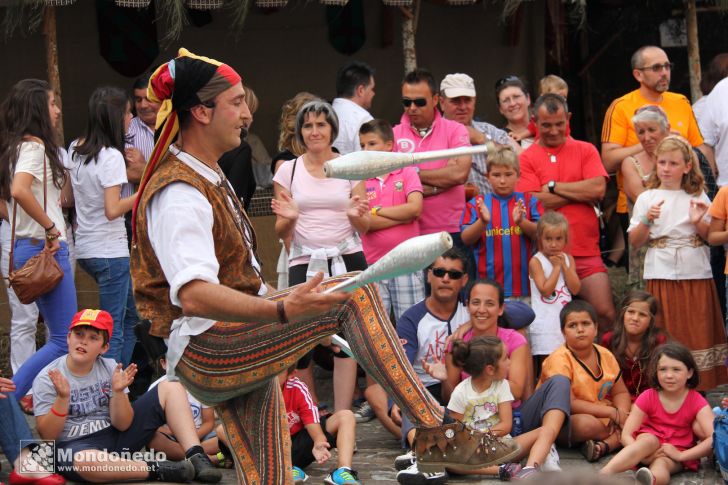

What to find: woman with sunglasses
left=495, top=76, right=534, bottom=149
left=272, top=100, right=370, bottom=414
left=0, top=79, right=76, bottom=402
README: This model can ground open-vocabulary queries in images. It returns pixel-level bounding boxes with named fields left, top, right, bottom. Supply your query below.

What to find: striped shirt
left=461, top=192, right=541, bottom=297
left=123, top=117, right=155, bottom=197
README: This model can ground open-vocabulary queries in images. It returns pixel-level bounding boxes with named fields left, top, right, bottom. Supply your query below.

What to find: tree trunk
left=43, top=6, right=64, bottom=145
left=684, top=0, right=702, bottom=103
left=401, top=1, right=420, bottom=74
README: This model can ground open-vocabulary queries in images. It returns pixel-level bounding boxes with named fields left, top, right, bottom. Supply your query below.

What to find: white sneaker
left=396, top=463, right=448, bottom=485
left=394, top=450, right=416, bottom=471
left=540, top=444, right=561, bottom=472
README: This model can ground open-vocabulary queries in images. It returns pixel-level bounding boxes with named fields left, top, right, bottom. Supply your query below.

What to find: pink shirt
left=452, top=327, right=528, bottom=408
left=634, top=388, right=708, bottom=470
left=273, top=157, right=362, bottom=266
left=392, top=110, right=470, bottom=235
left=361, top=167, right=423, bottom=263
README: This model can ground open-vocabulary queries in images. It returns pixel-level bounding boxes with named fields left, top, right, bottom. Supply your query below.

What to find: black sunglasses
left=495, top=75, right=520, bottom=90
left=402, top=98, right=428, bottom=108
left=431, top=267, right=465, bottom=280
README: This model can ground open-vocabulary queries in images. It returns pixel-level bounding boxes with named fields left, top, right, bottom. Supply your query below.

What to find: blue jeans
left=0, top=392, right=35, bottom=464
left=11, top=240, right=76, bottom=398
left=78, top=257, right=139, bottom=364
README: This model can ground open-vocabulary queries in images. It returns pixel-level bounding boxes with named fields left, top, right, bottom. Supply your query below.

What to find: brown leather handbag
left=6, top=157, right=63, bottom=304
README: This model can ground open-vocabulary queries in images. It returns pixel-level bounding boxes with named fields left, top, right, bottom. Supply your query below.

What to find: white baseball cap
left=440, top=73, right=476, bottom=98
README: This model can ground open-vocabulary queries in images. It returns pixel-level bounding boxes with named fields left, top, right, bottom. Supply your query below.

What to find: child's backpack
left=714, top=406, right=728, bottom=484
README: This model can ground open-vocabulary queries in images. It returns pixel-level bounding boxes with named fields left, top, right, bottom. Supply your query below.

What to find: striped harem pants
left=174, top=274, right=443, bottom=485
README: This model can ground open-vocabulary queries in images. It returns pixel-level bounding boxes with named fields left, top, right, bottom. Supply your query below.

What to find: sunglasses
left=495, top=75, right=521, bottom=90
left=636, top=62, right=674, bottom=73
left=431, top=267, right=465, bottom=279
left=402, top=98, right=428, bottom=108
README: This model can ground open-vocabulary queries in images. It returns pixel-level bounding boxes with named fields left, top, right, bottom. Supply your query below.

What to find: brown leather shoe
left=414, top=421, right=520, bottom=473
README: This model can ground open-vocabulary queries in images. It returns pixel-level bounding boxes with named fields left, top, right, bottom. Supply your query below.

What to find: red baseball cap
left=69, top=309, right=114, bottom=338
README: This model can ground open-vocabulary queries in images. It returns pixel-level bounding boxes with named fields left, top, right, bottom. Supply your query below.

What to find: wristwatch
left=548, top=180, right=556, bottom=194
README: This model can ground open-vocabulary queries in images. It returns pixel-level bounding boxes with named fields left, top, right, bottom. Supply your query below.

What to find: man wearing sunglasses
left=601, top=46, right=713, bottom=228
left=392, top=69, right=472, bottom=246
left=438, top=72, right=520, bottom=197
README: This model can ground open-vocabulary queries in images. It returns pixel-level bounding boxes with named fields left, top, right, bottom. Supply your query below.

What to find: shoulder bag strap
left=8, top=151, right=49, bottom=276
left=289, top=157, right=298, bottom=198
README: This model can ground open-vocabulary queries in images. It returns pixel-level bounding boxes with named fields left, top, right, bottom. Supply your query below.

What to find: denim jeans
left=0, top=392, right=35, bottom=464
left=11, top=239, right=76, bottom=398
left=78, top=257, right=139, bottom=364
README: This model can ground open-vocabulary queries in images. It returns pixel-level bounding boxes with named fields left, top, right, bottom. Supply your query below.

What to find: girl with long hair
left=0, top=79, right=76, bottom=399
left=66, top=86, right=138, bottom=364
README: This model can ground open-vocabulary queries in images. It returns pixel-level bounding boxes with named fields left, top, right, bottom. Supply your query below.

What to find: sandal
left=580, top=439, right=609, bottom=462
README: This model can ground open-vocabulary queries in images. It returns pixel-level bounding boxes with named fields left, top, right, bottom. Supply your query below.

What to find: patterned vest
left=130, top=152, right=262, bottom=338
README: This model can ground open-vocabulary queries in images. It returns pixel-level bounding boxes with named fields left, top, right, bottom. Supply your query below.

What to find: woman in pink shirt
left=272, top=100, right=369, bottom=414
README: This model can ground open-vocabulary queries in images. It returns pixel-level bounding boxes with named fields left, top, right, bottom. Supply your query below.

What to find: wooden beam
left=684, top=0, right=702, bottom=103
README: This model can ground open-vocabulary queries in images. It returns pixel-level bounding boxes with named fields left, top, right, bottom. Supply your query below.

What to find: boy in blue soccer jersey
left=461, top=146, right=541, bottom=303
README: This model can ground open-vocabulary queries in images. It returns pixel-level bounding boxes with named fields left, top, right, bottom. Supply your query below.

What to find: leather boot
left=413, top=421, right=520, bottom=473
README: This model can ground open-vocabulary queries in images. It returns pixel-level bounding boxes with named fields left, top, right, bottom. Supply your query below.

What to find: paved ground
left=1, top=372, right=726, bottom=484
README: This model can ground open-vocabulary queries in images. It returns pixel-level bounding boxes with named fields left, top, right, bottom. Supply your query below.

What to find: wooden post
left=401, top=0, right=420, bottom=74
left=684, top=0, right=702, bottom=103
left=43, top=6, right=64, bottom=145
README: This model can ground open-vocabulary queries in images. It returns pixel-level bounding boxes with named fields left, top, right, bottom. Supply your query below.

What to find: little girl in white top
left=528, top=211, right=581, bottom=374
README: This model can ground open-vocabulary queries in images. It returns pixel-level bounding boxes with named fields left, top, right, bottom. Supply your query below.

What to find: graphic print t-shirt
left=33, top=355, right=126, bottom=442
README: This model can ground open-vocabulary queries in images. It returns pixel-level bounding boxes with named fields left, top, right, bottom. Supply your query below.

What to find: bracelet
left=44, top=222, right=56, bottom=232
left=432, top=186, right=438, bottom=194
left=51, top=407, right=67, bottom=417
left=371, top=207, right=380, bottom=217
left=45, top=231, right=60, bottom=242
left=639, top=215, right=653, bottom=226
left=277, top=300, right=288, bottom=324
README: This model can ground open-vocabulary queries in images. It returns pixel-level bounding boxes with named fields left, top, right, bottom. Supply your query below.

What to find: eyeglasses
left=495, top=75, right=521, bottom=90
left=431, top=267, right=465, bottom=279
left=402, top=98, right=428, bottom=108
left=636, top=62, right=674, bottom=73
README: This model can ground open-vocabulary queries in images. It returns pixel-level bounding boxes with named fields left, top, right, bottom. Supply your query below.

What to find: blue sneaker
left=324, top=467, right=361, bottom=485
left=292, top=465, right=308, bottom=484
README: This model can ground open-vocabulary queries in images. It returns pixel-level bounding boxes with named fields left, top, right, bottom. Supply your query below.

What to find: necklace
left=416, top=126, right=432, bottom=138
left=541, top=142, right=566, bottom=163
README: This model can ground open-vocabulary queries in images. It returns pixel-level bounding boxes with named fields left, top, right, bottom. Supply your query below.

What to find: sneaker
left=498, top=462, right=522, bottom=481
left=396, top=463, right=448, bottom=485
left=155, top=460, right=195, bottom=483
left=353, top=401, right=375, bottom=423
left=324, top=467, right=361, bottom=485
left=394, top=450, right=417, bottom=471
left=512, top=465, right=538, bottom=480
left=292, top=465, right=308, bottom=484
left=635, top=467, right=655, bottom=485
left=187, top=452, right=222, bottom=483
left=414, top=422, right=520, bottom=473
left=540, top=444, right=561, bottom=472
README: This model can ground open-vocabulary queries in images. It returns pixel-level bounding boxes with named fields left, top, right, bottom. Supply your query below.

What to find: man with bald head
left=601, top=45, right=710, bottom=174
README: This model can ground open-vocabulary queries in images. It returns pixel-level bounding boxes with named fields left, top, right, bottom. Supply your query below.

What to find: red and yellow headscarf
left=132, top=48, right=241, bottom=241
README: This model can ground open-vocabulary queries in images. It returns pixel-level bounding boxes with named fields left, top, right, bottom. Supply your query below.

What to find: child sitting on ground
left=280, top=367, right=360, bottom=485
left=539, top=300, right=631, bottom=463
left=599, top=343, right=714, bottom=485
left=600, top=290, right=669, bottom=400
left=461, top=146, right=540, bottom=303
left=31, top=309, right=221, bottom=484
left=146, top=356, right=230, bottom=467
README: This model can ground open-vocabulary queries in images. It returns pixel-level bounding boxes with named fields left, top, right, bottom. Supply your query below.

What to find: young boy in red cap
left=31, top=309, right=220, bottom=484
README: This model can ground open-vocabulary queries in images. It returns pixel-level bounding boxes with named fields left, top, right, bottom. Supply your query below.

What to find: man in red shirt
left=517, top=94, right=615, bottom=332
